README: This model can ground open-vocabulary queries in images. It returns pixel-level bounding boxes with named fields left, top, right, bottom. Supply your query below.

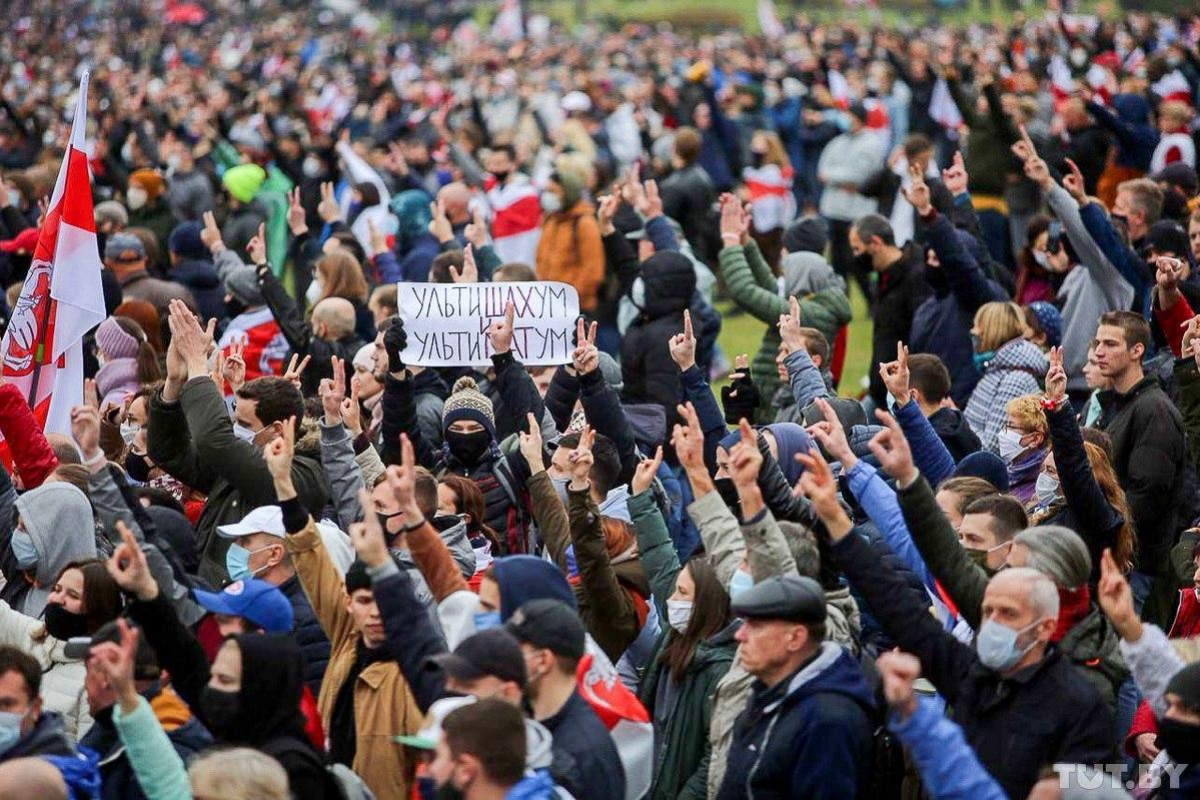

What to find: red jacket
left=1124, top=588, right=1200, bottom=756
left=0, top=383, right=57, bottom=488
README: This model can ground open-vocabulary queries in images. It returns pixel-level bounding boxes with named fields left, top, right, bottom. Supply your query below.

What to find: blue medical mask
left=728, top=568, right=755, bottom=601
left=1034, top=473, right=1060, bottom=507
left=11, top=530, right=38, bottom=570
left=975, top=617, right=1043, bottom=672
left=225, top=543, right=272, bottom=582
left=0, top=710, right=26, bottom=755
left=473, top=610, right=502, bottom=631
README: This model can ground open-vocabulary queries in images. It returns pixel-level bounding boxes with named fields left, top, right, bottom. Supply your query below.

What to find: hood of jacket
left=925, top=228, right=988, bottom=296
left=432, top=515, right=477, bottom=579
left=412, top=367, right=450, bottom=400
left=638, top=252, right=696, bottom=321
left=1057, top=606, right=1130, bottom=688
left=391, top=190, right=433, bottom=244
left=170, top=258, right=221, bottom=290
left=14, top=483, right=97, bottom=591
left=824, top=586, right=862, bottom=636
left=507, top=770, right=559, bottom=800
left=143, top=505, right=201, bottom=575
left=691, top=619, right=741, bottom=672
left=225, top=632, right=309, bottom=747
left=5, top=710, right=75, bottom=760
left=984, top=337, right=1049, bottom=375
left=764, top=423, right=815, bottom=486
left=524, top=718, right=557, bottom=772
left=781, top=253, right=845, bottom=298
left=928, top=407, right=979, bottom=449
left=493, top=556, right=578, bottom=620
left=553, top=170, right=586, bottom=210
left=767, top=641, right=876, bottom=714
left=1112, top=93, right=1151, bottom=125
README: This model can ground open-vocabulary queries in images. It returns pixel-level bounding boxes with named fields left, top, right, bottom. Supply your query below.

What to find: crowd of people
left=4, top=0, right=1200, bottom=798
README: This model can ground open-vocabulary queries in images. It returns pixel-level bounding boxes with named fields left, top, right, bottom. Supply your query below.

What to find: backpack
left=474, top=456, right=534, bottom=555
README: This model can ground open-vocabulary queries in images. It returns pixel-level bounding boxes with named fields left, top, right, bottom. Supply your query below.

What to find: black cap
left=1143, top=219, right=1189, bottom=258
left=1153, top=162, right=1199, bottom=195
left=612, top=203, right=646, bottom=240
left=1167, top=662, right=1200, bottom=711
left=731, top=574, right=826, bottom=624
left=64, top=619, right=160, bottom=681
left=781, top=216, right=828, bottom=255
left=345, top=559, right=372, bottom=594
left=847, top=102, right=869, bottom=124
left=506, top=599, right=586, bottom=660
left=427, top=628, right=528, bottom=688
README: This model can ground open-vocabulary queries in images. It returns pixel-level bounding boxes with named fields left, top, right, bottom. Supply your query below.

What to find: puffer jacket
left=719, top=241, right=851, bottom=421
left=279, top=573, right=333, bottom=697
left=963, top=337, right=1048, bottom=454
left=0, top=599, right=90, bottom=742
left=622, top=251, right=697, bottom=433
left=536, top=198, right=605, bottom=313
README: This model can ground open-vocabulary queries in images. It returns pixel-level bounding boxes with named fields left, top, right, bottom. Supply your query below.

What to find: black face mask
left=491, top=170, right=510, bottom=184
left=44, top=603, right=90, bottom=641
left=446, top=430, right=491, bottom=466
left=200, top=686, right=240, bottom=739
left=750, top=152, right=766, bottom=168
left=224, top=297, right=248, bottom=319
left=713, top=477, right=742, bottom=513
left=1158, top=717, right=1200, bottom=764
left=125, top=451, right=152, bottom=483
left=853, top=251, right=875, bottom=274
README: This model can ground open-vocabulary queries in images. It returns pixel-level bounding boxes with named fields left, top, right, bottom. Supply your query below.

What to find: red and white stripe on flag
left=576, top=652, right=653, bottom=800
left=0, top=71, right=105, bottom=466
left=491, top=0, right=523, bottom=43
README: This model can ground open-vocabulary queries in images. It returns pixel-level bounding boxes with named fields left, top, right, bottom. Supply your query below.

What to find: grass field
left=713, top=283, right=873, bottom=398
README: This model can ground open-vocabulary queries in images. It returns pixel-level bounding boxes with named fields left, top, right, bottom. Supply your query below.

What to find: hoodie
left=1089, top=94, right=1159, bottom=172
left=492, top=556, right=578, bottom=620
left=13, top=483, right=97, bottom=618
left=928, top=407, right=982, bottom=463
left=0, top=710, right=76, bottom=762
left=717, top=642, right=876, bottom=800
left=169, top=257, right=225, bottom=323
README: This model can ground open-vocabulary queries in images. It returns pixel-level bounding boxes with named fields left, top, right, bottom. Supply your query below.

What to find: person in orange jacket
left=535, top=169, right=605, bottom=314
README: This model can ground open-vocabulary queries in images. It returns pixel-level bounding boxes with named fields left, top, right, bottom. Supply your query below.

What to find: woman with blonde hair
left=309, top=250, right=374, bottom=341
left=743, top=130, right=795, bottom=266
left=963, top=301, right=1048, bottom=454
left=998, top=394, right=1050, bottom=507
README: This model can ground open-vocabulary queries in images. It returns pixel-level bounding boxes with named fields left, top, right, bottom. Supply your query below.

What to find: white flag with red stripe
left=930, top=77, right=963, bottom=130
left=491, top=0, right=523, bottom=43
left=757, top=0, right=785, bottom=41
left=0, top=72, right=105, bottom=462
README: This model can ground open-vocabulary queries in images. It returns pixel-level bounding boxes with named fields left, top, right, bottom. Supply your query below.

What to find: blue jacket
left=697, top=85, right=741, bottom=193
left=397, top=235, right=441, bottom=282
left=888, top=697, right=1006, bottom=800
left=279, top=573, right=333, bottom=696
left=170, top=258, right=226, bottom=323
left=892, top=400, right=956, bottom=487
left=679, top=364, right=728, bottom=473
left=909, top=211, right=1008, bottom=408
left=716, top=642, right=876, bottom=800
left=1087, top=96, right=1159, bottom=172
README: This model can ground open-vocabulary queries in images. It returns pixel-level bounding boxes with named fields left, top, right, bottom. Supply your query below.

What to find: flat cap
left=731, top=574, right=826, bottom=624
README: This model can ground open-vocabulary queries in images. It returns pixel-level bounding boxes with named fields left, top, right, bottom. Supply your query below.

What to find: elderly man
left=104, top=232, right=194, bottom=315
left=798, top=439, right=1114, bottom=799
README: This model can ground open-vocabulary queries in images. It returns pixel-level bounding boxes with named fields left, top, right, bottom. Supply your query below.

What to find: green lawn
left=714, top=283, right=873, bottom=399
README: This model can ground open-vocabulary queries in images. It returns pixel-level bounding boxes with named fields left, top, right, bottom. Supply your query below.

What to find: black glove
left=383, top=320, right=408, bottom=372
left=721, top=369, right=761, bottom=425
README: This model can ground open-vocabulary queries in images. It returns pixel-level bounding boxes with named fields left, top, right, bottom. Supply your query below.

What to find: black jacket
left=659, top=164, right=715, bottom=250
left=546, top=367, right=640, bottom=487
left=280, top=573, right=333, bottom=696
left=1052, top=125, right=1112, bottom=196
left=928, top=407, right=982, bottom=463
left=870, top=244, right=931, bottom=407
left=1094, top=376, right=1187, bottom=573
left=542, top=691, right=627, bottom=800
left=831, top=529, right=1115, bottom=799
left=170, top=257, right=226, bottom=324
left=256, top=264, right=364, bottom=397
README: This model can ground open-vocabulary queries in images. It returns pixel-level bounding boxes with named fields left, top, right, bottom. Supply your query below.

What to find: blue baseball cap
left=194, top=579, right=294, bottom=633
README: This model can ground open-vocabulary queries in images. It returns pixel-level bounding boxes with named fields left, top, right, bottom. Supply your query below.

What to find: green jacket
left=719, top=241, right=851, bottom=420
left=630, top=491, right=735, bottom=800
left=213, top=140, right=294, bottom=272
left=897, top=473, right=1128, bottom=710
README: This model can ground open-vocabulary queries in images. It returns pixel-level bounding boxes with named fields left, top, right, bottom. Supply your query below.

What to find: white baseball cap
left=217, top=505, right=286, bottom=539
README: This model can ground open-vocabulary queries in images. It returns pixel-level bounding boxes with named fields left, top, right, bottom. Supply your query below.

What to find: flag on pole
left=930, top=77, right=964, bottom=130
left=491, top=0, right=524, bottom=43
left=758, top=0, right=785, bottom=41
left=0, top=71, right=105, bottom=464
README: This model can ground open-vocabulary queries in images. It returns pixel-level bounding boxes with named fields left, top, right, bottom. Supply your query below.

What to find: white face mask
left=996, top=428, right=1027, bottom=465
left=126, top=186, right=148, bottom=211
left=540, top=191, right=563, bottom=214
left=1032, top=250, right=1050, bottom=269
left=1035, top=472, right=1060, bottom=506
left=303, top=157, right=322, bottom=178
left=305, top=277, right=323, bottom=306
left=119, top=421, right=141, bottom=446
left=666, top=599, right=693, bottom=634
left=166, top=154, right=182, bottom=172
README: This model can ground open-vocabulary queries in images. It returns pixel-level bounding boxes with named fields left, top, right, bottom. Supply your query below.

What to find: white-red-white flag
left=491, top=0, right=523, bottom=43
left=0, top=71, right=105, bottom=460
left=930, top=77, right=964, bottom=130
left=758, top=0, right=786, bottom=41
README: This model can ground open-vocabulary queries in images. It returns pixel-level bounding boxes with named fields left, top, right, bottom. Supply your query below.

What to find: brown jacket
left=534, top=200, right=606, bottom=313
left=285, top=518, right=423, bottom=799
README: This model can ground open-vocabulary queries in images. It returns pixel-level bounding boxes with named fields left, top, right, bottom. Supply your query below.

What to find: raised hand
left=320, top=356, right=347, bottom=425
left=246, top=222, right=267, bottom=267
left=672, top=403, right=708, bottom=477
left=876, top=650, right=922, bottom=719
left=941, top=150, right=968, bottom=197
left=1156, top=255, right=1186, bottom=296
left=167, top=300, right=216, bottom=378
left=572, top=318, right=599, bottom=375
left=88, top=618, right=142, bottom=713
left=367, top=217, right=388, bottom=256
left=429, top=198, right=454, bottom=244
left=263, top=415, right=296, bottom=495
left=488, top=302, right=516, bottom=356
left=795, top=448, right=851, bottom=538
left=668, top=309, right=697, bottom=371
left=641, top=179, right=663, bottom=220
left=806, top=397, right=855, bottom=467
left=569, top=426, right=596, bottom=490
left=385, top=434, right=422, bottom=515
left=778, top=295, right=805, bottom=352
left=201, top=210, right=225, bottom=253
left=343, top=377, right=363, bottom=436
left=1183, top=315, right=1200, bottom=367
left=596, top=193, right=620, bottom=236
left=718, top=194, right=742, bottom=243
left=631, top=446, right=664, bottom=497
left=878, top=342, right=911, bottom=408
left=1062, top=158, right=1088, bottom=205
left=349, top=488, right=391, bottom=567
left=901, top=161, right=932, bottom=215
left=71, top=403, right=102, bottom=464
left=286, top=188, right=308, bottom=236
left=1098, top=548, right=1142, bottom=642
left=1022, top=154, right=1054, bottom=191
left=106, top=521, right=158, bottom=601
left=728, top=419, right=763, bottom=490
left=282, top=353, right=311, bottom=390
left=318, top=181, right=341, bottom=223
left=518, top=412, right=545, bottom=475
left=464, top=206, right=490, bottom=249
left=221, top=340, right=247, bottom=394
left=868, top=410, right=918, bottom=488
left=449, top=243, right=479, bottom=284
left=1045, top=346, right=1067, bottom=404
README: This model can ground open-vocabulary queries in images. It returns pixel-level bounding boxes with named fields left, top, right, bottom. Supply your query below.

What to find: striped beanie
left=442, top=377, right=495, bottom=435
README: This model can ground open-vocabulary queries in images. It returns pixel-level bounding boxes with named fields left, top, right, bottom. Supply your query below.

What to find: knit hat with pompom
left=442, top=376, right=495, bottom=435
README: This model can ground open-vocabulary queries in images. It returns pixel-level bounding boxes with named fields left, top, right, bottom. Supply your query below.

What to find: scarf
left=1051, top=585, right=1092, bottom=643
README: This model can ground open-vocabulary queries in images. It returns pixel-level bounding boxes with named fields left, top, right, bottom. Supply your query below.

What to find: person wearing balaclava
left=535, top=169, right=605, bottom=314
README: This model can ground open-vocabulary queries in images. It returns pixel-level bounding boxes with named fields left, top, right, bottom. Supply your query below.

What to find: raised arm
left=879, top=342, right=956, bottom=485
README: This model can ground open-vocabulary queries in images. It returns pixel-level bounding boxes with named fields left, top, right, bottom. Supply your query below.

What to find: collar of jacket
left=1096, top=375, right=1157, bottom=409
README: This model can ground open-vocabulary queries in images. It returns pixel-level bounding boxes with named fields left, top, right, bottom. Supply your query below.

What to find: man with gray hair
left=800, top=447, right=1115, bottom=800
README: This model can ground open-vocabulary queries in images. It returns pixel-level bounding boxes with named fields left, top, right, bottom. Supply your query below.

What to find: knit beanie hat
left=225, top=266, right=264, bottom=306
left=1027, top=301, right=1063, bottom=349
left=442, top=377, right=495, bottom=434
left=223, top=164, right=267, bottom=204
left=128, top=169, right=166, bottom=200
left=1167, top=663, right=1200, bottom=712
left=168, top=221, right=209, bottom=259
left=95, top=317, right=140, bottom=361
